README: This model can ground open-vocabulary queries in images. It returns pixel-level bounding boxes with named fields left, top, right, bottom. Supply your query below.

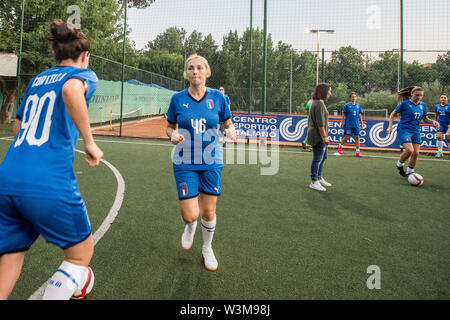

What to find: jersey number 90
left=15, top=90, right=56, bottom=148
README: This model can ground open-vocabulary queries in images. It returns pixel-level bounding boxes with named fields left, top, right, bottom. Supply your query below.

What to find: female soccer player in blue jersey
left=338, top=92, right=364, bottom=157
left=434, top=94, right=450, bottom=158
left=387, top=86, right=439, bottom=177
left=166, top=55, right=235, bottom=271
left=0, top=20, right=103, bottom=300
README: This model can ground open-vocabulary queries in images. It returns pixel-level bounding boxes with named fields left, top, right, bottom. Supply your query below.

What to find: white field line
left=27, top=150, right=125, bottom=300
left=92, top=138, right=450, bottom=163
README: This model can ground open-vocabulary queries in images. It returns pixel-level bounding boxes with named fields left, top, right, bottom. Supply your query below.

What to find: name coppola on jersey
left=31, top=73, right=67, bottom=87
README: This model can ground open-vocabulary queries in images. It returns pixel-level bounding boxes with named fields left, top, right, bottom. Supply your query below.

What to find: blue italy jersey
left=167, top=88, right=231, bottom=170
left=395, top=100, right=427, bottom=132
left=224, top=94, right=231, bottom=107
left=434, top=104, right=450, bottom=122
left=342, top=102, right=362, bottom=128
left=0, top=66, right=98, bottom=199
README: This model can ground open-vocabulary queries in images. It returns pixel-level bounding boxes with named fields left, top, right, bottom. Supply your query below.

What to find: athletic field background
left=0, top=124, right=449, bottom=300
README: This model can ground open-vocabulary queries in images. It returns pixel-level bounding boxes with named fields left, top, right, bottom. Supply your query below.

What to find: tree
left=367, top=51, right=400, bottom=92
left=432, top=51, right=450, bottom=87
left=146, top=27, right=186, bottom=55
left=123, top=0, right=155, bottom=9
left=404, top=61, right=438, bottom=88
left=0, top=0, right=141, bottom=123
left=326, top=46, right=368, bottom=94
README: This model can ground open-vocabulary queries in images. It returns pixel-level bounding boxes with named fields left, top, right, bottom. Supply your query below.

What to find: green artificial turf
left=1, top=136, right=449, bottom=300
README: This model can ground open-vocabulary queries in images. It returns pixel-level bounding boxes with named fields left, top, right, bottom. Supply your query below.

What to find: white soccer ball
left=408, top=173, right=424, bottom=187
left=72, top=266, right=94, bottom=299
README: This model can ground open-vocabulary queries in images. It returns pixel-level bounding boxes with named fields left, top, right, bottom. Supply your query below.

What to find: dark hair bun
left=48, top=19, right=90, bottom=62
left=49, top=19, right=79, bottom=42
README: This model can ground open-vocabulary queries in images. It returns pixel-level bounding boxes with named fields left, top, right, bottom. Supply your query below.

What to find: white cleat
left=309, top=181, right=326, bottom=192
left=181, top=221, right=197, bottom=250
left=318, top=177, right=332, bottom=187
left=202, top=246, right=218, bottom=271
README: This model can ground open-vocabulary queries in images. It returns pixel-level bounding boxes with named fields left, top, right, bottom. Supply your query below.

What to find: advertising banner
left=232, top=113, right=444, bottom=151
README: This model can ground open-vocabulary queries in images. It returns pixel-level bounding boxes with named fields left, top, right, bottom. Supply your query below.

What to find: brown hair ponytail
left=397, top=86, right=423, bottom=103
left=48, top=19, right=90, bottom=62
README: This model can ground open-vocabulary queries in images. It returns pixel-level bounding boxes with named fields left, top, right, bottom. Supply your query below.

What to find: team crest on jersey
left=206, top=99, right=214, bottom=109
left=179, top=182, right=188, bottom=196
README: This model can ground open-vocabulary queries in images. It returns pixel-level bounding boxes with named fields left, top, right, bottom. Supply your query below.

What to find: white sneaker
left=202, top=246, right=218, bottom=271
left=181, top=221, right=197, bottom=250
left=309, top=181, right=326, bottom=192
left=318, top=177, right=332, bottom=187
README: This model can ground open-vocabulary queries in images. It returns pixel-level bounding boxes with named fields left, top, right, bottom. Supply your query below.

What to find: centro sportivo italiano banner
left=232, top=113, right=444, bottom=151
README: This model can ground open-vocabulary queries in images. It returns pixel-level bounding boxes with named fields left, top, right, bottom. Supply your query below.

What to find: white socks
left=181, top=216, right=218, bottom=270
left=181, top=220, right=197, bottom=250
left=201, top=216, right=218, bottom=271
left=397, top=160, right=405, bottom=167
left=201, top=216, right=216, bottom=250
left=437, top=140, right=443, bottom=152
left=43, top=261, right=89, bottom=300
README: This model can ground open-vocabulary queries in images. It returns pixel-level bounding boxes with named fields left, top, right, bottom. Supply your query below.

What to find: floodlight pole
left=400, top=0, right=404, bottom=88
left=248, top=0, right=253, bottom=113
left=289, top=51, right=293, bottom=114
left=262, top=0, right=267, bottom=114
left=16, top=0, right=26, bottom=111
left=316, top=31, right=320, bottom=85
left=119, top=0, right=128, bottom=136
left=305, top=29, right=335, bottom=85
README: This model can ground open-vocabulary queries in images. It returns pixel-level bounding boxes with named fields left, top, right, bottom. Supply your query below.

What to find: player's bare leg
left=396, top=142, right=413, bottom=177
left=180, top=197, right=199, bottom=250
left=355, top=135, right=362, bottom=157
left=0, top=251, right=25, bottom=300
left=43, top=235, right=94, bottom=300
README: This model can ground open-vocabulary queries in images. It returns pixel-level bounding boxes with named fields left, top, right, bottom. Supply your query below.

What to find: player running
left=0, top=20, right=102, bottom=300
left=434, top=94, right=450, bottom=158
left=387, top=86, right=439, bottom=177
left=337, top=92, right=363, bottom=157
left=166, top=54, right=235, bottom=271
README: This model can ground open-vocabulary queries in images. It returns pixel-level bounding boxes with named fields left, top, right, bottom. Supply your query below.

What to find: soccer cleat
left=356, top=152, right=362, bottom=158
left=181, top=221, right=197, bottom=250
left=337, top=145, right=343, bottom=154
left=202, top=246, right=218, bottom=271
left=435, top=151, right=442, bottom=158
left=309, top=181, right=326, bottom=192
left=318, top=177, right=332, bottom=187
left=396, top=165, right=407, bottom=177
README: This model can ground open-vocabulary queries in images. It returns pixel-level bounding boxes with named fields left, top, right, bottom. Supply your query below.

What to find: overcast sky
left=126, top=0, right=449, bottom=63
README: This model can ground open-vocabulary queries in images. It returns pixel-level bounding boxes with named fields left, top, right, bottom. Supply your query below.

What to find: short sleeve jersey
left=0, top=66, right=98, bottom=199
left=342, top=102, right=363, bottom=128
left=434, top=104, right=450, bottom=122
left=224, top=95, right=231, bottom=107
left=167, top=88, right=231, bottom=170
left=395, top=100, right=427, bottom=132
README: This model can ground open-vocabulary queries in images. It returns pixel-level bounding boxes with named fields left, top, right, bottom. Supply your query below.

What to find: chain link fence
left=1, top=0, right=448, bottom=137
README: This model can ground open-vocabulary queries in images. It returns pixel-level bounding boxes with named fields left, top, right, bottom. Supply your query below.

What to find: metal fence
left=0, top=0, right=448, bottom=138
